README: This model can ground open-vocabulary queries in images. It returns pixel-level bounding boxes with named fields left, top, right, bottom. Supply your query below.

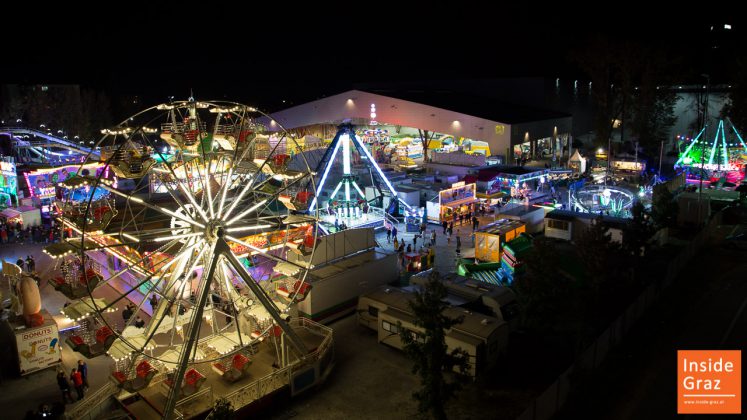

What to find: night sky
left=3, top=6, right=743, bottom=111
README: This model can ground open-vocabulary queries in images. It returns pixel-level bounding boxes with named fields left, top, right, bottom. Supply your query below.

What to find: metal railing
left=224, top=318, right=333, bottom=409
left=68, top=318, right=333, bottom=419
left=64, top=381, right=119, bottom=420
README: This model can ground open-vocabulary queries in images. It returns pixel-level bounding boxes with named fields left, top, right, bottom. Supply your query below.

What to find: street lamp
left=698, top=74, right=710, bottom=224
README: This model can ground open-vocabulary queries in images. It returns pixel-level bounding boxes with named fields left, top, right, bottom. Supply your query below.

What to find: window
left=548, top=219, right=569, bottom=230
left=368, top=306, right=379, bottom=317
left=382, top=320, right=398, bottom=333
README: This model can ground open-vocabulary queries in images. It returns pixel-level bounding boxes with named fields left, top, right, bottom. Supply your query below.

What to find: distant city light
left=725, top=24, right=732, bottom=30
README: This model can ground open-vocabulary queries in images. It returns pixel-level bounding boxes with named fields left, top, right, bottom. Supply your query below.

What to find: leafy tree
left=418, top=129, right=435, bottom=162
left=573, top=39, right=681, bottom=155
left=629, top=55, right=680, bottom=153
left=513, top=236, right=565, bottom=331
left=724, top=57, right=747, bottom=132
left=622, top=202, right=654, bottom=260
left=651, top=184, right=679, bottom=229
left=399, top=271, right=469, bottom=420
left=205, top=397, right=234, bottom=420
left=576, top=216, right=618, bottom=293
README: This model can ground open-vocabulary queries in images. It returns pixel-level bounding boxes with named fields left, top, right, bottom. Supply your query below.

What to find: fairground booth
left=0, top=157, right=19, bottom=208
left=23, top=163, right=106, bottom=214
left=427, top=181, right=477, bottom=223
left=472, top=166, right=550, bottom=202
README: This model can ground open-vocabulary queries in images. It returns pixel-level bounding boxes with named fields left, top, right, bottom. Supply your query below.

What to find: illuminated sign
left=25, top=163, right=105, bottom=197
left=451, top=181, right=465, bottom=188
left=0, top=161, right=16, bottom=175
left=495, top=125, right=505, bottom=135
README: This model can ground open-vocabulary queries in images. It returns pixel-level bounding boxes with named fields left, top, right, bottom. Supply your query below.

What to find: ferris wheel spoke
left=99, top=184, right=205, bottom=229
left=224, top=199, right=267, bottom=226
left=224, top=235, right=308, bottom=271
left=115, top=249, right=182, bottom=342
left=219, top=240, right=308, bottom=356
left=222, top=133, right=286, bottom=220
left=163, top=243, right=221, bottom=418
left=223, top=224, right=273, bottom=234
left=137, top=242, right=204, bottom=353
left=216, top=144, right=254, bottom=198
left=86, top=237, right=182, bottom=287
left=160, top=241, right=207, bottom=299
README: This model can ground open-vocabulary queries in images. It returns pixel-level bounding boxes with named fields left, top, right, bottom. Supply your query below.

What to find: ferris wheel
left=54, top=100, right=319, bottom=417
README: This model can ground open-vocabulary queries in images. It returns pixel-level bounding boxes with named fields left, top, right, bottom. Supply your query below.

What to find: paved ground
left=0, top=242, right=143, bottom=418
left=373, top=214, right=501, bottom=277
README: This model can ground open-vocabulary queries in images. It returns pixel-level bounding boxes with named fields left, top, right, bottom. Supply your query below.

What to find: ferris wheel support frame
left=163, top=236, right=308, bottom=419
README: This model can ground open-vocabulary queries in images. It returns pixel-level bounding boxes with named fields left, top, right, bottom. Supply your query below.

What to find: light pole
left=697, top=74, right=710, bottom=225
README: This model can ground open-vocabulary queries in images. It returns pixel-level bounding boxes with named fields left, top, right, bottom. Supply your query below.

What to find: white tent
left=568, top=149, right=587, bottom=174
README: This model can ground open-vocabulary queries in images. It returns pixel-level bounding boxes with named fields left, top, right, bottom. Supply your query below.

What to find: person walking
left=447, top=222, right=453, bottom=236
left=412, top=234, right=418, bottom=248
left=386, top=226, right=391, bottom=243
left=393, top=237, right=399, bottom=252
left=134, top=316, right=145, bottom=328
left=77, top=360, right=89, bottom=390
left=456, top=230, right=462, bottom=254
left=57, top=371, right=75, bottom=404
left=149, top=294, right=159, bottom=311
left=430, top=230, right=437, bottom=246
left=70, top=368, right=84, bottom=400
left=442, top=220, right=448, bottom=234
left=391, top=225, right=398, bottom=242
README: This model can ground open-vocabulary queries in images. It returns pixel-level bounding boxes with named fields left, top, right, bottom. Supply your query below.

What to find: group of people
left=122, top=302, right=145, bottom=328
left=15, top=255, right=36, bottom=273
left=333, top=219, right=349, bottom=231
left=0, top=221, right=60, bottom=244
left=56, top=360, right=88, bottom=403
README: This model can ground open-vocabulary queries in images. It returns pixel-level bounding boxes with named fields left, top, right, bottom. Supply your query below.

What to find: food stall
left=1, top=206, right=42, bottom=227
left=428, top=181, right=478, bottom=223
left=24, top=163, right=106, bottom=214
left=474, top=219, right=526, bottom=262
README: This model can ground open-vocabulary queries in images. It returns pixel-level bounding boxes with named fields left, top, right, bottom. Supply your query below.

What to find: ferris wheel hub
left=204, top=220, right=225, bottom=242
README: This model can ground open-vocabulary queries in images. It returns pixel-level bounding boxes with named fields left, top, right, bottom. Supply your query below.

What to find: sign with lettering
left=16, top=319, right=60, bottom=375
left=678, top=350, right=741, bottom=414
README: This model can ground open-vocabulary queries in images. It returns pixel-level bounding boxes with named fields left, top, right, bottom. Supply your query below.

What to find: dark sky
left=3, top=5, right=743, bottom=110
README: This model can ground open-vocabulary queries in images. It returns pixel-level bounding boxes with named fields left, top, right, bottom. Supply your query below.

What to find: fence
left=517, top=211, right=723, bottom=420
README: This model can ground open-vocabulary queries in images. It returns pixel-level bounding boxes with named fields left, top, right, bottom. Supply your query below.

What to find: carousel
left=675, top=118, right=747, bottom=186
left=48, top=100, right=334, bottom=420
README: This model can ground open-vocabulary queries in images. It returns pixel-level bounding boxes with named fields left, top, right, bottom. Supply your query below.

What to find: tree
left=651, top=184, right=679, bottom=229
left=573, top=39, right=681, bottom=155
left=418, top=129, right=435, bottom=162
left=572, top=38, right=638, bottom=149
left=205, top=397, right=234, bottom=420
left=622, top=202, right=654, bottom=260
left=628, top=53, right=680, bottom=153
left=724, top=57, right=747, bottom=132
left=576, top=216, right=618, bottom=293
left=513, top=236, right=565, bottom=331
left=399, top=271, right=469, bottom=420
